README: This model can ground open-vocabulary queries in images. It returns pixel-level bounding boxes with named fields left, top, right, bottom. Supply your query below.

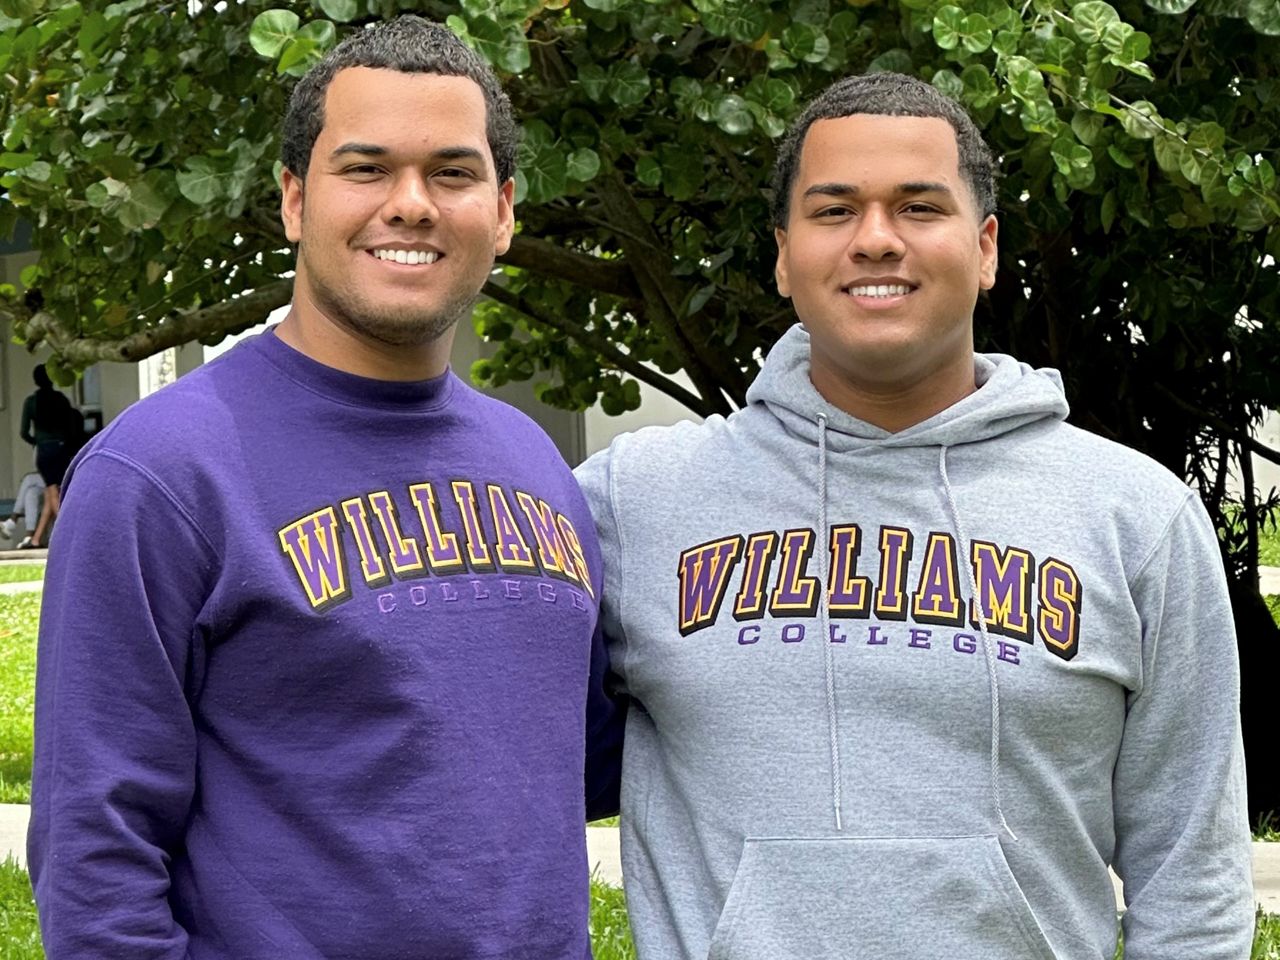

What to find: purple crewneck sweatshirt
left=28, top=330, right=621, bottom=960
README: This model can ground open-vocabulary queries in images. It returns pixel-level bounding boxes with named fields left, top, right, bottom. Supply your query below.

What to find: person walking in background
left=18, top=364, right=78, bottom=548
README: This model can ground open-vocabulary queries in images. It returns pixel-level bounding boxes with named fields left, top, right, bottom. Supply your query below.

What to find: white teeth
left=372, top=249, right=441, bottom=264
left=848, top=284, right=911, bottom=297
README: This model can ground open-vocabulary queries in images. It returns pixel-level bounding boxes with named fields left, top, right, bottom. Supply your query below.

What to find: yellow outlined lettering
left=278, top=507, right=349, bottom=609
left=969, top=540, right=1033, bottom=641
left=1037, top=557, right=1082, bottom=661
left=340, top=496, right=388, bottom=587
left=912, top=532, right=963, bottom=626
left=450, top=480, right=494, bottom=572
left=487, top=484, right=536, bottom=571
left=733, top=531, right=779, bottom=621
left=873, top=526, right=914, bottom=621
left=408, top=482, right=465, bottom=575
left=679, top=535, right=745, bottom=635
left=768, top=528, right=820, bottom=617
left=368, top=490, right=425, bottom=578
left=828, top=524, right=871, bottom=618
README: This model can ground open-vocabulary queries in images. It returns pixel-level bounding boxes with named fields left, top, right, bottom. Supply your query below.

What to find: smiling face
left=279, top=66, right=514, bottom=379
left=775, top=113, right=998, bottom=428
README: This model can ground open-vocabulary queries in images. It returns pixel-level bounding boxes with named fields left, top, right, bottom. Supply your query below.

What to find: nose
left=850, top=206, right=904, bottom=261
left=382, top=171, right=438, bottom=226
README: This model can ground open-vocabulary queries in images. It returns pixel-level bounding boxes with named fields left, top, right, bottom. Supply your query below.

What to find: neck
left=275, top=280, right=455, bottom=382
left=809, top=352, right=978, bottom=433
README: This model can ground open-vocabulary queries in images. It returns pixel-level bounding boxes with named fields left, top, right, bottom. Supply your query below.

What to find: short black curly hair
left=281, top=15, right=518, bottom=184
left=771, top=72, right=997, bottom=227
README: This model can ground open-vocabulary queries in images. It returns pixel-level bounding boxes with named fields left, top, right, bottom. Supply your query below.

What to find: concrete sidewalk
left=4, top=806, right=1276, bottom=912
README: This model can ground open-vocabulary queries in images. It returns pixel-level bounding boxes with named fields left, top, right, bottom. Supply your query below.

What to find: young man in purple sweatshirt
left=28, top=17, right=621, bottom=960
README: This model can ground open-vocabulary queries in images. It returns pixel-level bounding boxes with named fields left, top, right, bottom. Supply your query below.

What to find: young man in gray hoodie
left=575, top=73, right=1254, bottom=960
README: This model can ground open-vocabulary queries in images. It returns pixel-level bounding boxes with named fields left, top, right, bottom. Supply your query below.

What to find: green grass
left=0, top=858, right=42, bottom=960
left=0, top=593, right=40, bottom=804
left=0, top=567, right=43, bottom=587
left=590, top=876, right=636, bottom=960
left=1262, top=523, right=1280, bottom=568
left=1258, top=812, right=1280, bottom=843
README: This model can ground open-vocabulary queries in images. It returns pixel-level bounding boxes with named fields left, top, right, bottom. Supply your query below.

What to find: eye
left=813, top=204, right=853, bottom=219
left=902, top=202, right=941, bottom=215
left=435, top=166, right=477, bottom=180
left=343, top=164, right=384, bottom=177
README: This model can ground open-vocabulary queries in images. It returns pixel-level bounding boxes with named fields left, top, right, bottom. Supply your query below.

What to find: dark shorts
left=36, top=440, right=71, bottom=487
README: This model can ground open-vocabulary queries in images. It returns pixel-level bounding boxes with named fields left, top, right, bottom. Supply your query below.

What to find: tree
left=2, top=0, right=1279, bottom=814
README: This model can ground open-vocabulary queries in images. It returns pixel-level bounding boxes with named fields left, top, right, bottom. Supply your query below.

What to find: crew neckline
left=246, top=326, right=457, bottom=411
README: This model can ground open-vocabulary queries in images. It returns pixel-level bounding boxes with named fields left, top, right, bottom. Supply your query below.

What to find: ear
left=493, top=177, right=516, bottom=256
left=281, top=167, right=304, bottom=244
left=774, top=226, right=791, bottom=297
left=977, top=214, right=998, bottom=291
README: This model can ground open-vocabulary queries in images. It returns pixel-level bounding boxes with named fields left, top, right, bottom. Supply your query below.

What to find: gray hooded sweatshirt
left=575, top=325, right=1253, bottom=960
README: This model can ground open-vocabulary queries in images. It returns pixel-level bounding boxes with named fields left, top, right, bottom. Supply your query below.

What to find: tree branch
left=16, top=280, right=294, bottom=365
left=1155, top=383, right=1280, bottom=468
left=481, top=280, right=712, bottom=417
left=498, top=234, right=640, bottom=300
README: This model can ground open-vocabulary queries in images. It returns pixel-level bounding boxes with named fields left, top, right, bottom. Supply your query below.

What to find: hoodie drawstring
left=816, top=414, right=844, bottom=832
left=938, top=445, right=1018, bottom=842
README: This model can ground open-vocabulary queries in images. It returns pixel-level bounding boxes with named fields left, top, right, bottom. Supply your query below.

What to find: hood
left=746, top=324, right=1070, bottom=450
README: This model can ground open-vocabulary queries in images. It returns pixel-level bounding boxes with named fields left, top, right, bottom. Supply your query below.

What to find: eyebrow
left=801, top=181, right=955, bottom=200
left=329, top=143, right=488, bottom=166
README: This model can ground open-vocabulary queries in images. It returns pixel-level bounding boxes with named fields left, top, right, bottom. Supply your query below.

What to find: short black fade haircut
left=770, top=72, right=998, bottom=227
left=281, top=15, right=518, bottom=184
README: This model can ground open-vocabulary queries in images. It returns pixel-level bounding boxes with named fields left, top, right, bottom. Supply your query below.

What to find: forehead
left=315, top=66, right=490, bottom=152
left=795, top=114, right=963, bottom=186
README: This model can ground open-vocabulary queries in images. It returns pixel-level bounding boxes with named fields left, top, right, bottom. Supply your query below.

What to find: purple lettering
left=952, top=633, right=977, bottom=654
left=570, top=590, right=587, bottom=611
left=377, top=593, right=396, bottom=613
left=440, top=583, right=459, bottom=602
left=866, top=625, right=889, bottom=646
left=538, top=583, right=557, bottom=603
left=908, top=628, right=932, bottom=649
left=503, top=580, right=522, bottom=600
left=829, top=624, right=848, bottom=644
left=409, top=585, right=428, bottom=606
left=471, top=580, right=490, bottom=600
left=996, top=641, right=1021, bottom=665
left=738, top=625, right=761, bottom=645
left=782, top=623, right=806, bottom=643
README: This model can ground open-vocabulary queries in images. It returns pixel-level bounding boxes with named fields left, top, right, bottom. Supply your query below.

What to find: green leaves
left=175, top=157, right=221, bottom=205
left=317, top=0, right=358, bottom=22
left=1144, top=0, right=1196, bottom=11
left=936, top=8, right=994, bottom=53
left=1247, top=0, right=1280, bottom=34
left=1071, top=1, right=1121, bottom=42
left=714, top=95, right=753, bottom=135
left=608, top=61, right=650, bottom=107
left=248, top=10, right=299, bottom=59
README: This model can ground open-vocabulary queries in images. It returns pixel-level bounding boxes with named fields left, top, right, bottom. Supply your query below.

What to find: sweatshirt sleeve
left=575, top=444, right=631, bottom=821
left=1112, top=493, right=1254, bottom=960
left=28, top=449, right=216, bottom=960
left=573, top=444, right=630, bottom=695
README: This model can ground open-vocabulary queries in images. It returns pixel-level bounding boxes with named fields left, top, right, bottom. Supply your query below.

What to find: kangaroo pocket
left=707, top=835, right=1058, bottom=960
